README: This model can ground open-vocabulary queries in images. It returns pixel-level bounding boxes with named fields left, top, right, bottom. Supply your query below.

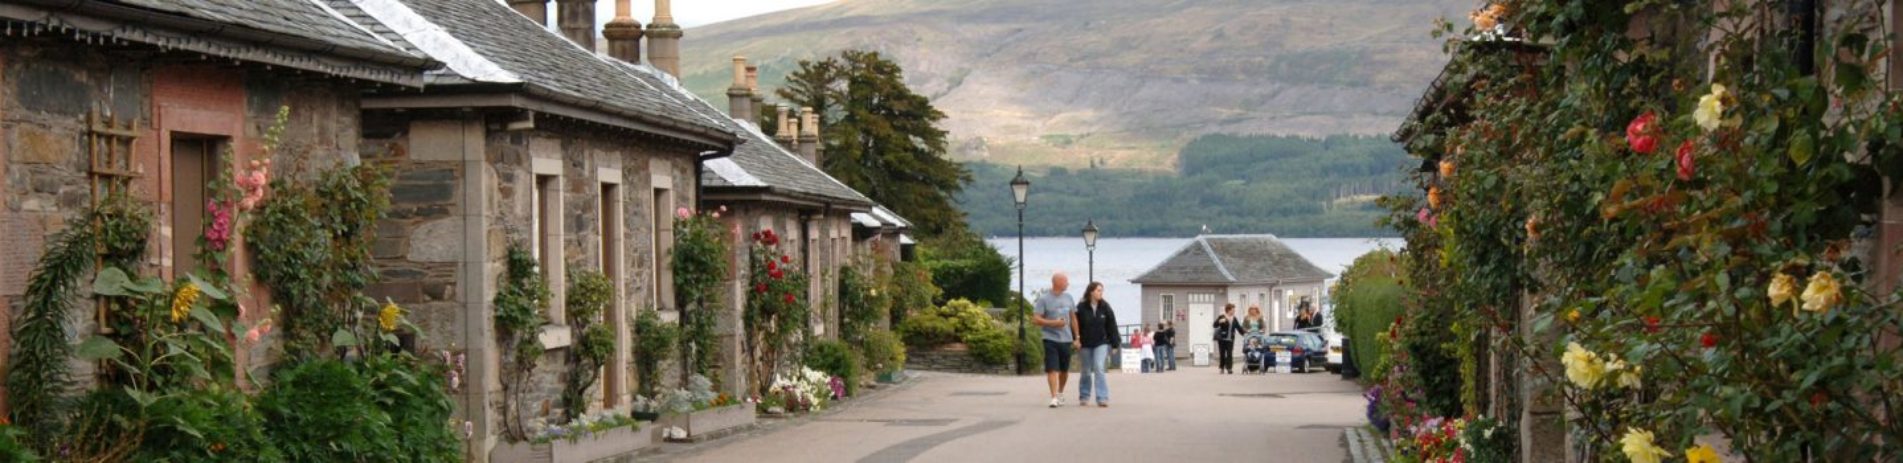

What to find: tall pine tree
left=778, top=50, right=972, bottom=237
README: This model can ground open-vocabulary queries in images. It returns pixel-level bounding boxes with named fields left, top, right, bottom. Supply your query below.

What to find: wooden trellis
left=87, top=107, right=142, bottom=335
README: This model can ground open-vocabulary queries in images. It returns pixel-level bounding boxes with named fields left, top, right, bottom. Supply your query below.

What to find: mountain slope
left=679, top=0, right=1471, bottom=169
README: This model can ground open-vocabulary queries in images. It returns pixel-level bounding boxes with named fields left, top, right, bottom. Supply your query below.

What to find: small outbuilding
left=1130, top=235, right=1333, bottom=364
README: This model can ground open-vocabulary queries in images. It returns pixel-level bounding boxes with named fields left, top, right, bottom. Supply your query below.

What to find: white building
left=1130, top=235, right=1333, bottom=364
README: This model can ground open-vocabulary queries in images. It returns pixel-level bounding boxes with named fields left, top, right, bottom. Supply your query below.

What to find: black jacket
left=1214, top=314, right=1242, bottom=342
left=1075, top=300, right=1121, bottom=349
left=1154, top=328, right=1175, bottom=347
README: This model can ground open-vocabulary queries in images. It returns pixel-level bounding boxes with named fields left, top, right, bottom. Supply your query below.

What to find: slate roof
left=1131, top=235, right=1333, bottom=285
left=111, top=0, right=414, bottom=59
left=346, top=0, right=737, bottom=142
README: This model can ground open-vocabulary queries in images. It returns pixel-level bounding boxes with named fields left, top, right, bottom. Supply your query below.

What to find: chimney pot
left=604, top=0, right=643, bottom=63
left=775, top=106, right=795, bottom=144
left=555, top=0, right=596, bottom=51
left=798, top=107, right=821, bottom=165
left=647, top=0, right=683, bottom=77
left=507, top=0, right=550, bottom=26
left=727, top=57, right=754, bottom=124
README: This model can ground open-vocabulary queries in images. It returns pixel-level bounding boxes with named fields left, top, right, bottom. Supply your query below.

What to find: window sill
left=538, top=324, right=573, bottom=350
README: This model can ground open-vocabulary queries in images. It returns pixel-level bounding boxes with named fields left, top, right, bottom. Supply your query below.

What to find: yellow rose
left=1566, top=309, right=1580, bottom=323
left=379, top=301, right=403, bottom=333
left=1685, top=444, right=1721, bottom=463
left=1767, top=272, right=1796, bottom=308
left=1694, top=84, right=1726, bottom=132
left=1620, top=428, right=1671, bottom=463
left=1562, top=342, right=1607, bottom=389
left=1616, top=364, right=1642, bottom=389
left=1801, top=271, right=1842, bottom=314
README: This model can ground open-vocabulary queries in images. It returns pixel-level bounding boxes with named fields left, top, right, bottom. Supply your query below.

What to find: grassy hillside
left=957, top=134, right=1411, bottom=238
left=680, top=0, right=1471, bottom=169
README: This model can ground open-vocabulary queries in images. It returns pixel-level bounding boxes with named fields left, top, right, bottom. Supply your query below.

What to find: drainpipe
left=1789, top=0, right=1816, bottom=75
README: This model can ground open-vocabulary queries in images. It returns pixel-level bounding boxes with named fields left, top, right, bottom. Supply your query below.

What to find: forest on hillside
left=958, top=134, right=1412, bottom=238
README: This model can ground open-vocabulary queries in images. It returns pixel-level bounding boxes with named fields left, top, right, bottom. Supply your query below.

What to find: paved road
left=657, top=368, right=1367, bottom=463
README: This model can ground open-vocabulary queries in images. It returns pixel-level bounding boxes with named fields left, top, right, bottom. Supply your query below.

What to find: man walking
left=1033, top=273, right=1076, bottom=408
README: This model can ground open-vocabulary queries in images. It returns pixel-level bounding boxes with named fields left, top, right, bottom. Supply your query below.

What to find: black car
left=1264, top=331, right=1330, bottom=373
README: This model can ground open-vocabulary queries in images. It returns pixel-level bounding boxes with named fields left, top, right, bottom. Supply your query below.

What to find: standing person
left=1073, top=281, right=1121, bottom=407
left=1243, top=305, right=1268, bottom=337
left=1034, top=273, right=1077, bottom=408
left=1130, top=326, right=1152, bottom=373
left=1214, top=304, right=1243, bottom=374
left=1295, top=300, right=1317, bottom=331
left=1154, top=322, right=1176, bottom=372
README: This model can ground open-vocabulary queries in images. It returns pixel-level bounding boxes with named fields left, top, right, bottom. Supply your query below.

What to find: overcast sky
left=590, top=0, right=835, bottom=28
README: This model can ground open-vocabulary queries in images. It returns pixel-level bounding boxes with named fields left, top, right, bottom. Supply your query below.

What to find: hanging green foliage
left=671, top=208, right=730, bottom=387
left=494, top=244, right=549, bottom=442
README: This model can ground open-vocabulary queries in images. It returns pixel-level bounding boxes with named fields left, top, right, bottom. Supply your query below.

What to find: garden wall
left=905, top=346, right=1011, bottom=375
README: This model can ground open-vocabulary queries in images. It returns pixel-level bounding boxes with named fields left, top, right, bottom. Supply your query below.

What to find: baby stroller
left=1243, top=336, right=1270, bottom=374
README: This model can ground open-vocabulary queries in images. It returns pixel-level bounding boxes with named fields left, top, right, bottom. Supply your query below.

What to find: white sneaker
left=1048, top=397, right=1060, bottom=408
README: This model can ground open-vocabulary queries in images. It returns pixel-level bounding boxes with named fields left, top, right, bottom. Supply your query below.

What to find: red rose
left=1700, top=331, right=1717, bottom=348
left=781, top=255, right=791, bottom=264
left=1643, top=316, right=1661, bottom=333
left=783, top=293, right=796, bottom=304
left=1626, top=111, right=1659, bottom=154
left=756, top=283, right=768, bottom=294
left=769, top=268, right=784, bottom=280
left=1675, top=140, right=1695, bottom=181
left=1811, top=391, right=1829, bottom=407
left=768, top=260, right=778, bottom=272
left=752, top=232, right=762, bottom=241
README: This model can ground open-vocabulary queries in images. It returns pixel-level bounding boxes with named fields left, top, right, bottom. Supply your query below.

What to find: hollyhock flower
left=204, top=200, right=234, bottom=252
left=171, top=281, right=202, bottom=323
left=1801, top=271, right=1842, bottom=314
left=1695, top=84, right=1727, bottom=132
left=1626, top=112, right=1660, bottom=154
left=244, top=319, right=273, bottom=344
left=1675, top=141, right=1695, bottom=181
left=1768, top=272, right=1797, bottom=308
left=676, top=207, right=692, bottom=219
left=1700, top=332, right=1717, bottom=348
left=1620, top=428, right=1671, bottom=463
left=1685, top=444, right=1720, bottom=463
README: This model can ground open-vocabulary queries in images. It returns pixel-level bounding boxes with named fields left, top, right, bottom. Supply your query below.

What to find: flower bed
left=491, top=420, right=650, bottom=463
left=656, top=404, right=756, bottom=441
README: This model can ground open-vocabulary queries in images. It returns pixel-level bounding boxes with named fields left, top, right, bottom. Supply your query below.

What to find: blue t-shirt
left=1036, top=291, right=1076, bottom=343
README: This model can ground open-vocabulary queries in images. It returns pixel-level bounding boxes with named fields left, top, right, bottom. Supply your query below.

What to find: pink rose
left=676, top=207, right=692, bottom=219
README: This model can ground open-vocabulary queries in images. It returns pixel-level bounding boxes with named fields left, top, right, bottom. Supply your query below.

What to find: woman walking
left=1243, top=305, right=1268, bottom=337
left=1214, top=303, right=1242, bottom=374
left=1073, top=282, right=1121, bottom=406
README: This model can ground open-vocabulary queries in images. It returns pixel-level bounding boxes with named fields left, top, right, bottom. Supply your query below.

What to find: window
left=651, top=187, right=674, bottom=310
left=169, top=136, right=223, bottom=278
left=1161, top=294, right=1176, bottom=321
left=1189, top=293, right=1215, bottom=303
left=533, top=172, right=565, bottom=324
left=599, top=179, right=624, bottom=407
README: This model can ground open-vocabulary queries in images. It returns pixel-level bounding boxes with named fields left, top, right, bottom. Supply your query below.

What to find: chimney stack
left=647, top=0, right=683, bottom=77
left=508, top=0, right=549, bottom=26
left=603, top=0, right=644, bottom=63
left=727, top=57, right=754, bottom=124
left=555, top=0, right=595, bottom=50
left=798, top=107, right=821, bottom=165
left=775, top=106, right=796, bottom=148
left=746, top=66, right=765, bottom=123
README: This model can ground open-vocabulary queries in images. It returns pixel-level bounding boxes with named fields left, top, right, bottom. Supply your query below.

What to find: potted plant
left=491, top=411, right=650, bottom=463
left=631, top=395, right=662, bottom=422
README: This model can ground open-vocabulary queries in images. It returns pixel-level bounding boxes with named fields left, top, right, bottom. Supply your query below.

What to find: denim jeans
left=1154, top=345, right=1176, bottom=370
left=1079, top=344, right=1111, bottom=404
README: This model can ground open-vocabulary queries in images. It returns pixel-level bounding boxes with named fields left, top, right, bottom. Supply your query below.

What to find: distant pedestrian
left=1074, top=281, right=1120, bottom=406
left=1154, top=322, right=1176, bottom=371
left=1295, top=300, right=1319, bottom=331
left=1130, top=326, right=1152, bottom=373
left=1034, top=273, right=1076, bottom=408
left=1214, top=304, right=1243, bottom=374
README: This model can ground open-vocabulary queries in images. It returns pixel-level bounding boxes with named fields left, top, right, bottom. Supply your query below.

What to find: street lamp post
left=1082, top=220, right=1099, bottom=283
left=1011, top=166, right=1031, bottom=376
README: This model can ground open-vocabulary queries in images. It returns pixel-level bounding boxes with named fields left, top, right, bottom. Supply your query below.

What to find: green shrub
left=361, top=354, right=461, bottom=462
left=1331, top=249, right=1405, bottom=381
left=0, top=424, right=35, bottom=462
left=964, top=329, right=1014, bottom=366
left=1017, top=314, right=1043, bottom=372
left=804, top=340, right=863, bottom=396
left=258, top=359, right=397, bottom=460
left=138, top=385, right=280, bottom=462
left=861, top=329, right=907, bottom=375
left=887, top=261, right=940, bottom=327
left=632, top=309, right=679, bottom=397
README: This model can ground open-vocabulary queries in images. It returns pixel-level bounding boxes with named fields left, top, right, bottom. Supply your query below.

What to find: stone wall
left=905, top=346, right=1013, bottom=375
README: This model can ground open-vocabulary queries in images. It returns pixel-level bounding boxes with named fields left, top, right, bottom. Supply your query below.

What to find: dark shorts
left=1043, top=340, right=1073, bottom=372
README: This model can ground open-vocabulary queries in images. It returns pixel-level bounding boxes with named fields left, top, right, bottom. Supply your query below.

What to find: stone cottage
left=335, top=0, right=739, bottom=458
left=0, top=0, right=434, bottom=405
left=1130, top=234, right=1332, bottom=364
